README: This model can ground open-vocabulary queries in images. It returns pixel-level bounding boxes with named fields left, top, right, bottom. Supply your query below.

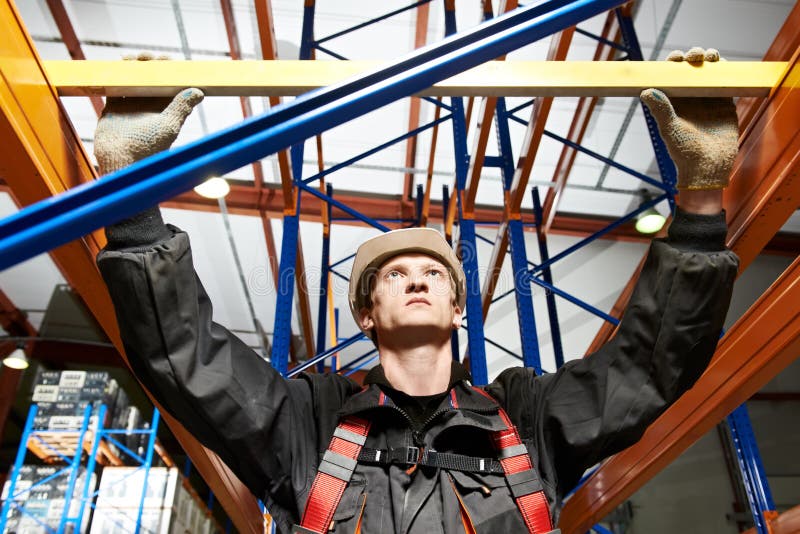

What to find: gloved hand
left=640, top=47, right=739, bottom=190
left=94, top=52, right=204, bottom=175
left=94, top=52, right=204, bottom=249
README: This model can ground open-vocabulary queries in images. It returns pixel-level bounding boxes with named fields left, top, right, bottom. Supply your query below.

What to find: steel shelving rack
left=0, top=404, right=161, bottom=534
left=1, top=0, right=797, bottom=531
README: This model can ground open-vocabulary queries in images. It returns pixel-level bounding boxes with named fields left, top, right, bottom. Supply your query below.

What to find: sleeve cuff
left=666, top=207, right=728, bottom=252
left=104, top=206, right=173, bottom=250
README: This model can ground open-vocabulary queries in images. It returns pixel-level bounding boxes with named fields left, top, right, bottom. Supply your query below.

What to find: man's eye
left=386, top=271, right=400, bottom=278
left=428, top=269, right=442, bottom=277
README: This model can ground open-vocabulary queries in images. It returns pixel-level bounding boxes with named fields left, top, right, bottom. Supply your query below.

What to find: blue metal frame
left=443, top=3, right=489, bottom=385
left=0, top=405, right=94, bottom=534
left=528, top=274, right=620, bottom=325
left=508, top=218, right=543, bottom=371
left=442, top=185, right=461, bottom=362
left=272, top=196, right=301, bottom=375
left=540, top=129, right=669, bottom=192
left=0, top=404, right=38, bottom=533
left=473, top=39, right=544, bottom=373
left=530, top=194, right=667, bottom=277
left=531, top=188, right=565, bottom=368
left=0, top=404, right=162, bottom=534
left=315, top=1, right=432, bottom=47
left=286, top=331, right=366, bottom=377
left=299, top=114, right=453, bottom=186
left=316, top=183, right=334, bottom=372
left=488, top=193, right=667, bottom=307
left=614, top=8, right=678, bottom=208
left=727, top=404, right=776, bottom=534
left=0, top=0, right=629, bottom=270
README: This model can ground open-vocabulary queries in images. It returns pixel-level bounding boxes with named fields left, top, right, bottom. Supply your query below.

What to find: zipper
left=354, top=397, right=500, bottom=446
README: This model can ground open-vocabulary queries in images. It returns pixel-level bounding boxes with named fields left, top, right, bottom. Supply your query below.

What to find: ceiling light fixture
left=3, top=344, right=29, bottom=370
left=194, top=177, right=230, bottom=199
left=634, top=191, right=667, bottom=235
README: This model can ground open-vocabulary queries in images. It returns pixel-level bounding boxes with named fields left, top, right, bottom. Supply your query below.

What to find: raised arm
left=488, top=48, right=741, bottom=506
left=92, top=58, right=356, bottom=525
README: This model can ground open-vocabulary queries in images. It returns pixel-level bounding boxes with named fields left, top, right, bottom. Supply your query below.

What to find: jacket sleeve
left=96, top=226, right=333, bottom=518
left=488, top=211, right=739, bottom=499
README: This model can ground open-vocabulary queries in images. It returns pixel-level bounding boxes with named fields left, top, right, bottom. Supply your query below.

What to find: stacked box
left=1, top=465, right=96, bottom=533
left=88, top=507, right=165, bottom=534
left=31, top=371, right=120, bottom=431
left=90, top=467, right=189, bottom=534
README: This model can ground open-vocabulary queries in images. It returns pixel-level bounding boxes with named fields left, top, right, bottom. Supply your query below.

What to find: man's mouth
left=406, top=298, right=430, bottom=306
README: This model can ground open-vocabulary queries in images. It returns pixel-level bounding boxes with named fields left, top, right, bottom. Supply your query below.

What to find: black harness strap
left=357, top=446, right=505, bottom=474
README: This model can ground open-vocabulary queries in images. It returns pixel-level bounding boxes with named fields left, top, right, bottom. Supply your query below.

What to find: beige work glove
left=94, top=53, right=204, bottom=175
left=94, top=53, right=204, bottom=248
left=640, top=47, right=739, bottom=190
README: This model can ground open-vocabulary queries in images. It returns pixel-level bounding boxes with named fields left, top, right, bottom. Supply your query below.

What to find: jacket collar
left=339, top=360, right=500, bottom=417
left=362, top=359, right=471, bottom=391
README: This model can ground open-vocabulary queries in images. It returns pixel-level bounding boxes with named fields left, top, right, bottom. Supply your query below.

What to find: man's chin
left=381, top=323, right=451, bottom=343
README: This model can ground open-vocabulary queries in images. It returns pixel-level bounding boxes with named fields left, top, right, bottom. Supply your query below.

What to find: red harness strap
left=295, top=416, right=371, bottom=534
left=472, top=386, right=554, bottom=534
left=296, top=389, right=554, bottom=534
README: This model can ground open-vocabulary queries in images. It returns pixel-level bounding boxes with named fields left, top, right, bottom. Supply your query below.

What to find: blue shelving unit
left=0, top=404, right=161, bottom=534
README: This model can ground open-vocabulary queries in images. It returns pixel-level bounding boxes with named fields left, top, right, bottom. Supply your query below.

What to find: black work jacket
left=97, top=224, right=738, bottom=533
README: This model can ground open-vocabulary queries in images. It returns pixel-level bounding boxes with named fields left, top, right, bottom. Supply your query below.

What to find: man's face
left=358, top=253, right=462, bottom=343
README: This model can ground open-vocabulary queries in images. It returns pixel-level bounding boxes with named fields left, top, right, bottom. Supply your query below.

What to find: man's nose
left=405, top=274, right=429, bottom=293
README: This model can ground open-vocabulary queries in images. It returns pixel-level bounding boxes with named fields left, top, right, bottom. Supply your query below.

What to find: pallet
left=26, top=431, right=123, bottom=466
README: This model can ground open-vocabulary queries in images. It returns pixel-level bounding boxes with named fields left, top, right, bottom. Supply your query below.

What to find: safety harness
left=293, top=387, right=556, bottom=533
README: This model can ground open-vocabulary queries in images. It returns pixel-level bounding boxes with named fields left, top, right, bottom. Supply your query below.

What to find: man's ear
left=358, top=307, right=374, bottom=332
left=452, top=305, right=462, bottom=330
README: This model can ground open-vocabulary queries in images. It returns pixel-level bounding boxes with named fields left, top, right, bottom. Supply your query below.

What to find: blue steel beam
left=488, top=194, right=668, bottom=306
left=442, top=185, right=460, bottom=361
left=529, top=275, right=620, bottom=325
left=330, top=253, right=356, bottom=270
left=272, top=200, right=301, bottom=375
left=492, top=84, right=544, bottom=372
left=134, top=409, right=161, bottom=534
left=287, top=331, right=366, bottom=378
left=484, top=337, right=523, bottom=362
left=0, top=0, right=628, bottom=270
left=611, top=8, right=678, bottom=210
left=296, top=182, right=391, bottom=232
left=508, top=218, right=543, bottom=371
left=443, top=1, right=488, bottom=384
left=338, top=348, right=380, bottom=375
left=316, top=184, right=334, bottom=371
left=529, top=194, right=667, bottom=276
left=312, top=45, right=347, bottom=60
left=343, top=351, right=380, bottom=377
left=0, top=405, right=37, bottom=531
left=415, top=184, right=424, bottom=226
left=727, top=404, right=776, bottom=534
left=332, top=308, right=340, bottom=372
left=300, top=113, right=453, bottom=185
left=57, top=404, right=92, bottom=534
left=532, top=187, right=565, bottom=368
left=574, top=26, right=627, bottom=52
left=315, top=1, right=432, bottom=45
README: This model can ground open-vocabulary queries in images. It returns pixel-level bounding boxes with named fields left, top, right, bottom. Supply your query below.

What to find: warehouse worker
left=96, top=48, right=739, bottom=533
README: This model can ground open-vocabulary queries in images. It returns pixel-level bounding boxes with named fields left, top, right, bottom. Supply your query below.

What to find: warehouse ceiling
left=2, top=2, right=799, bottom=532
left=0, top=0, right=798, bottom=374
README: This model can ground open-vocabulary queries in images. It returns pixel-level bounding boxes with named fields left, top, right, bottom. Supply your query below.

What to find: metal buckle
left=406, top=446, right=420, bottom=464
